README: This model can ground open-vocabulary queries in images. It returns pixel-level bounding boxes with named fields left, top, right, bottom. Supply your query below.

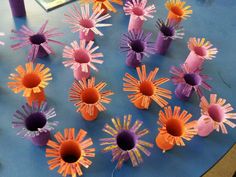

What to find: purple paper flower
left=11, top=21, right=63, bottom=61
left=120, top=30, right=155, bottom=66
left=170, top=64, right=212, bottom=98
left=0, top=32, right=4, bottom=45
left=12, top=102, right=58, bottom=138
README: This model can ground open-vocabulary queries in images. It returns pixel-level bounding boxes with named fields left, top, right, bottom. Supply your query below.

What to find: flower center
left=139, top=80, right=154, bottom=96
left=166, top=118, right=184, bottom=136
left=25, top=112, right=47, bottom=131
left=184, top=73, right=202, bottom=86
left=22, top=73, right=41, bottom=88
left=79, top=19, right=94, bottom=29
left=194, top=46, right=207, bottom=57
left=116, top=130, right=136, bottom=151
left=132, top=7, right=144, bottom=16
left=81, top=88, right=99, bottom=104
left=160, top=26, right=174, bottom=37
left=170, top=6, right=183, bottom=16
left=30, top=34, right=46, bottom=45
left=60, top=140, right=81, bottom=163
left=208, top=104, right=224, bottom=123
left=130, top=40, right=144, bottom=53
left=74, top=49, right=90, bottom=63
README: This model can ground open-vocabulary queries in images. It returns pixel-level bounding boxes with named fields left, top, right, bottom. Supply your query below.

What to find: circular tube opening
left=208, top=104, right=224, bottom=123
left=170, top=6, right=183, bottom=16
left=79, top=19, right=94, bottom=29
left=130, top=40, right=145, bottom=53
left=60, top=140, right=81, bottom=163
left=184, top=73, right=202, bottom=86
left=116, top=130, right=136, bottom=151
left=81, top=88, right=100, bottom=104
left=132, top=7, right=144, bottom=16
left=30, top=34, right=46, bottom=45
left=194, top=46, right=207, bottom=57
left=160, top=26, right=174, bottom=37
left=25, top=112, right=47, bottom=131
left=139, top=81, right=154, bottom=96
left=22, top=73, right=41, bottom=88
left=74, top=49, right=90, bottom=63
left=166, top=119, right=184, bottom=136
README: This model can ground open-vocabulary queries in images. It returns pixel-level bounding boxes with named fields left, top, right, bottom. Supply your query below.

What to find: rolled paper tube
left=79, top=30, right=95, bottom=42
left=73, top=67, right=91, bottom=80
left=174, top=83, right=193, bottom=101
left=167, top=11, right=182, bottom=26
left=80, top=107, right=99, bottom=121
left=185, top=51, right=204, bottom=71
left=126, top=51, right=143, bottom=67
left=155, top=32, right=173, bottom=55
left=155, top=133, right=174, bottom=152
left=133, top=97, right=152, bottom=109
left=37, top=46, right=49, bottom=58
left=26, top=89, right=46, bottom=106
left=128, top=14, right=144, bottom=31
left=9, top=0, right=26, bottom=17
left=31, top=131, right=51, bottom=146
left=197, top=116, right=214, bottom=137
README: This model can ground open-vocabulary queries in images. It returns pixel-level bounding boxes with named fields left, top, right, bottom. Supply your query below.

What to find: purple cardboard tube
left=9, top=0, right=26, bottom=17
left=31, top=131, right=51, bottom=146
left=174, top=83, right=193, bottom=101
left=155, top=32, right=173, bottom=55
left=126, top=51, right=143, bottom=67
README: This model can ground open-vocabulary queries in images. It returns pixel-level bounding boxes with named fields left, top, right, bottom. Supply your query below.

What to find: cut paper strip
left=120, top=30, right=155, bottom=67
left=69, top=77, right=114, bottom=121
left=64, top=3, right=112, bottom=42
left=93, top=0, right=123, bottom=13
left=0, top=32, right=5, bottom=46
left=124, top=0, right=156, bottom=31
left=100, top=115, right=153, bottom=169
left=8, top=62, right=52, bottom=105
left=63, top=40, right=104, bottom=80
left=155, top=19, right=184, bottom=55
left=11, top=20, right=64, bottom=61
left=46, top=128, right=95, bottom=176
left=198, top=94, right=236, bottom=136
left=12, top=102, right=58, bottom=146
left=123, top=65, right=172, bottom=109
left=156, top=106, right=197, bottom=152
left=170, top=64, right=211, bottom=101
left=185, top=37, right=218, bottom=71
left=9, top=0, right=26, bottom=17
left=165, top=0, right=192, bottom=25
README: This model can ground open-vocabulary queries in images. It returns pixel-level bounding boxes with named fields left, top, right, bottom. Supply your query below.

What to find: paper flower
left=100, top=115, right=153, bottom=169
left=155, top=19, right=184, bottom=55
left=46, top=128, right=95, bottom=176
left=9, top=0, right=26, bottom=17
left=156, top=106, right=197, bottom=152
left=120, top=30, right=155, bottom=67
left=12, top=102, right=58, bottom=146
left=123, top=65, right=172, bottom=109
left=165, top=0, right=192, bottom=24
left=0, top=32, right=5, bottom=45
left=93, top=0, right=123, bottom=13
left=124, top=0, right=156, bottom=31
left=8, top=62, right=52, bottom=105
left=11, top=21, right=63, bottom=61
left=185, top=37, right=218, bottom=71
left=170, top=64, right=211, bottom=100
left=69, top=77, right=114, bottom=121
left=63, top=40, right=103, bottom=80
left=64, top=4, right=112, bottom=42
left=198, top=94, right=236, bottom=136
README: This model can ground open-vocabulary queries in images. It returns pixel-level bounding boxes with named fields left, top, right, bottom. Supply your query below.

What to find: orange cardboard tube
left=134, top=98, right=152, bottom=109
left=26, top=88, right=46, bottom=106
left=81, top=107, right=99, bottom=121
left=167, top=7, right=183, bottom=24
left=155, top=134, right=174, bottom=152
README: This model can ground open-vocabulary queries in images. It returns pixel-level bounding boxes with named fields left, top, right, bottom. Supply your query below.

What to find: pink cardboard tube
left=185, top=51, right=204, bottom=71
left=197, top=116, right=214, bottom=137
left=128, top=14, right=144, bottom=31
left=73, top=66, right=91, bottom=80
left=79, top=30, right=95, bottom=42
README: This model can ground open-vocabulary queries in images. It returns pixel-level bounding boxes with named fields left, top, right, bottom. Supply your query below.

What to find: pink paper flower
left=11, top=21, right=63, bottom=61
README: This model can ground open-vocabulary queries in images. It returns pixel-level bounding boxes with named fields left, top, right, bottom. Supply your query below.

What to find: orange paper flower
left=93, top=0, right=123, bottom=13
left=69, top=77, right=114, bottom=121
left=8, top=62, right=52, bottom=105
left=156, top=106, right=197, bottom=152
left=123, top=65, right=172, bottom=109
left=165, top=0, right=192, bottom=24
left=200, top=94, right=236, bottom=134
left=46, top=128, right=95, bottom=177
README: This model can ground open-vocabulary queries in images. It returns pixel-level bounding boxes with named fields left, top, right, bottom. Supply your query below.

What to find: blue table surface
left=0, top=0, right=236, bottom=177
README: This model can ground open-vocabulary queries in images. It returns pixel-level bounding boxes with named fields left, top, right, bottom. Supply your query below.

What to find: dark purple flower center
left=60, top=140, right=81, bottom=163
left=25, top=112, right=47, bottom=131
left=30, top=34, right=46, bottom=45
left=116, top=130, right=136, bottom=151
left=74, top=49, right=90, bottom=63
left=208, top=104, right=224, bottom=123
left=184, top=73, right=202, bottom=86
left=160, top=26, right=174, bottom=37
left=166, top=119, right=184, bottom=136
left=130, top=40, right=144, bottom=53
